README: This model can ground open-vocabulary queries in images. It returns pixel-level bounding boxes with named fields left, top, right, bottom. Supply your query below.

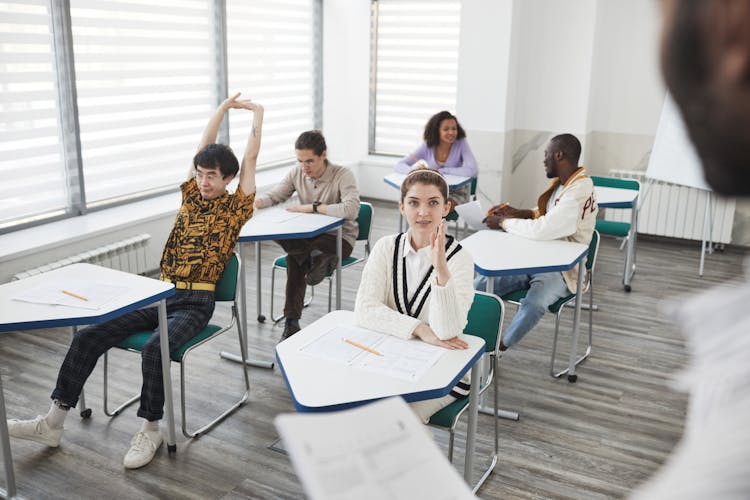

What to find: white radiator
left=12, top=233, right=151, bottom=281
left=603, top=170, right=735, bottom=244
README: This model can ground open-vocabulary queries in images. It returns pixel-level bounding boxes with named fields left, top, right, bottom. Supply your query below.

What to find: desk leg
left=220, top=243, right=275, bottom=369
left=480, top=278, right=520, bottom=421
left=464, top=363, right=479, bottom=484
left=565, top=267, right=585, bottom=383
left=255, top=241, right=264, bottom=322
left=0, top=372, right=17, bottom=499
left=335, top=227, right=342, bottom=310
left=623, top=200, right=637, bottom=291
left=156, top=299, right=177, bottom=453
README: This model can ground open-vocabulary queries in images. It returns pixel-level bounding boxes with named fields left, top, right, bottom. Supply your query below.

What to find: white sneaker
left=7, top=415, right=63, bottom=447
left=123, top=430, right=163, bottom=469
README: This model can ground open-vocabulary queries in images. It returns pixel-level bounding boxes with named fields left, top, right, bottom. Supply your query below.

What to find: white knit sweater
left=354, top=233, right=475, bottom=340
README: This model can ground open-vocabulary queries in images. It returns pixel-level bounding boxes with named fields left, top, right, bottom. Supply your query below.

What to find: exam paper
left=299, top=325, right=445, bottom=382
left=275, top=397, right=476, bottom=500
left=454, top=200, right=486, bottom=230
left=13, top=279, right=128, bottom=310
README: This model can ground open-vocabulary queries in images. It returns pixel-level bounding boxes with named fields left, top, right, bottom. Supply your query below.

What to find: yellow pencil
left=344, top=338, right=383, bottom=356
left=62, top=289, right=88, bottom=301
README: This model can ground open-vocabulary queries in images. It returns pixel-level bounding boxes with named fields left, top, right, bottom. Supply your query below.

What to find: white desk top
left=239, top=207, right=344, bottom=242
left=595, top=185, right=639, bottom=208
left=275, top=310, right=485, bottom=412
left=461, top=230, right=588, bottom=277
left=383, top=172, right=472, bottom=190
left=0, top=264, right=174, bottom=332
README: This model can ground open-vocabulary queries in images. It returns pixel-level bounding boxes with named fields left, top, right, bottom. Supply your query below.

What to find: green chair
left=591, top=176, right=639, bottom=292
left=445, top=177, right=478, bottom=238
left=102, top=252, right=250, bottom=438
left=428, top=291, right=505, bottom=494
left=501, top=230, right=600, bottom=378
left=270, top=202, right=374, bottom=322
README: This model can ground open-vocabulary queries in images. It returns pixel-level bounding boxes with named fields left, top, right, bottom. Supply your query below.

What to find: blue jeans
left=474, top=272, right=569, bottom=347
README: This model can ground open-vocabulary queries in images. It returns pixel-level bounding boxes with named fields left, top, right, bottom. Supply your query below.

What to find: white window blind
left=226, top=0, right=318, bottom=167
left=371, top=0, right=461, bottom=156
left=0, top=0, right=67, bottom=228
left=70, top=0, right=214, bottom=205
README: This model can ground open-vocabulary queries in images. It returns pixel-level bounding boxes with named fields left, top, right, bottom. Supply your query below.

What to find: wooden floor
left=1, top=199, right=746, bottom=499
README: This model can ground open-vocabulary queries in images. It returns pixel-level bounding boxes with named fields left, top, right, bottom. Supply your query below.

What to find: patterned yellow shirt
left=160, top=179, right=255, bottom=284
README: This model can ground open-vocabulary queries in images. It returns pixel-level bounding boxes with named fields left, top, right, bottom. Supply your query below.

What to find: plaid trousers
left=51, top=289, right=215, bottom=421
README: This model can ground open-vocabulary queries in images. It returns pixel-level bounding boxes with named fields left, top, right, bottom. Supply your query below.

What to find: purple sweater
left=394, top=138, right=478, bottom=178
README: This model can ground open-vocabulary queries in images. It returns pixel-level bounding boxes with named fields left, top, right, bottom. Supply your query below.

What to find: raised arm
left=238, top=102, right=263, bottom=196
left=187, top=92, right=254, bottom=181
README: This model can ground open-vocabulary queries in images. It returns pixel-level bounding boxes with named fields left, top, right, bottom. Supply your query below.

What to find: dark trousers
left=276, top=234, right=353, bottom=320
left=51, top=290, right=215, bottom=421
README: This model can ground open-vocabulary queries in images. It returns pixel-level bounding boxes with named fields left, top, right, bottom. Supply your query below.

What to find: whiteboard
left=646, top=93, right=710, bottom=191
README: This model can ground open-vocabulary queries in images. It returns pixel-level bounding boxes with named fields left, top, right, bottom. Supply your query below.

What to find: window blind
left=70, top=0, right=214, bottom=205
left=0, top=0, right=67, bottom=228
left=370, top=0, right=461, bottom=156
left=226, top=0, right=319, bottom=167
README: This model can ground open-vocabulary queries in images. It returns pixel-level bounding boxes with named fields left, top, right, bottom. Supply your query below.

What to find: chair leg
left=447, top=428, right=455, bottom=463
left=102, top=351, right=140, bottom=417
left=551, top=297, right=593, bottom=378
left=181, top=317, right=250, bottom=438
left=327, top=275, right=333, bottom=312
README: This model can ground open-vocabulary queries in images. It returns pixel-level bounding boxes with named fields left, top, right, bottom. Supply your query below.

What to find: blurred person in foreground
left=631, top=1, right=750, bottom=498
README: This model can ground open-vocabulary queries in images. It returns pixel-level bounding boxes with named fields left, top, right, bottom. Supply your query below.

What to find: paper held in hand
left=275, top=397, right=476, bottom=500
left=454, top=200, right=486, bottom=230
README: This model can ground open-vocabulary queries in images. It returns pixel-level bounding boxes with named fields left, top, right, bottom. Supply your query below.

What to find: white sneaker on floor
left=7, top=415, right=63, bottom=447
left=123, top=430, right=163, bottom=469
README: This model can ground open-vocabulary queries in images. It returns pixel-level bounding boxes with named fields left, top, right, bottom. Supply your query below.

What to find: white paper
left=454, top=200, right=486, bottom=230
left=299, top=325, right=445, bottom=382
left=256, top=209, right=303, bottom=224
left=13, top=279, right=128, bottom=310
left=275, top=397, right=476, bottom=500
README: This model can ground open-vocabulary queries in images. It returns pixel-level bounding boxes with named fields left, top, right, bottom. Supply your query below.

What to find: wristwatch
left=312, top=201, right=321, bottom=213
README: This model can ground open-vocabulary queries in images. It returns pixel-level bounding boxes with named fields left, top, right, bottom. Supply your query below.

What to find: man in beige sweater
left=254, top=131, right=360, bottom=339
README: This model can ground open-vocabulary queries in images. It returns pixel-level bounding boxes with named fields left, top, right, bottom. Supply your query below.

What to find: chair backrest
left=470, top=177, right=478, bottom=197
left=463, top=291, right=504, bottom=355
left=591, top=175, right=640, bottom=191
left=585, top=230, right=600, bottom=273
left=356, top=202, right=373, bottom=242
left=215, top=252, right=240, bottom=302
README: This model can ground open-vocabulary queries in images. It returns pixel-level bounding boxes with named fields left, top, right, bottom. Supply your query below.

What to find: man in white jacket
left=475, top=133, right=597, bottom=350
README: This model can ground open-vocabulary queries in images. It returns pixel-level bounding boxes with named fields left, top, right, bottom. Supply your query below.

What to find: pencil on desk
left=62, top=289, right=88, bottom=301
left=344, top=338, right=383, bottom=356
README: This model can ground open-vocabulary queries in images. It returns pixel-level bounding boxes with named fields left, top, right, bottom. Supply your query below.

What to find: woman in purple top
left=395, top=111, right=478, bottom=177
left=395, top=111, right=477, bottom=203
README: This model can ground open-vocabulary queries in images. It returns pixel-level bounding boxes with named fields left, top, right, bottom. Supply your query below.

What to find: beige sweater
left=255, top=162, right=360, bottom=247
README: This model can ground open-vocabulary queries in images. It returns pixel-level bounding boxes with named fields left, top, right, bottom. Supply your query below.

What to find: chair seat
left=501, top=289, right=575, bottom=314
left=273, top=254, right=362, bottom=270
left=428, top=395, right=469, bottom=427
left=116, top=325, right=222, bottom=362
left=595, top=219, right=630, bottom=237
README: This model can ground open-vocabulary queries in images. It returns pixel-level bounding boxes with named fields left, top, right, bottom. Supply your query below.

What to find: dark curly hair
left=295, top=130, right=328, bottom=156
left=193, top=143, right=239, bottom=178
left=423, top=111, right=466, bottom=148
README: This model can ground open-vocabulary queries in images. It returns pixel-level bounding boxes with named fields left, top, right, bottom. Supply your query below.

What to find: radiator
left=12, top=233, right=151, bottom=281
left=603, top=170, right=735, bottom=244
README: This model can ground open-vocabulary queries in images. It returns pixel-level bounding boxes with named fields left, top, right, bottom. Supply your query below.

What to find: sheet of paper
left=454, top=200, right=486, bottom=230
left=275, top=397, right=476, bottom=500
left=13, top=279, right=128, bottom=310
left=299, top=325, right=445, bottom=382
left=354, top=336, right=444, bottom=382
left=255, top=209, right=303, bottom=224
left=300, top=325, right=385, bottom=364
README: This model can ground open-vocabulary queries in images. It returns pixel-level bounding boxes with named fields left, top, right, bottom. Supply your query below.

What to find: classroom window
left=0, top=0, right=322, bottom=233
left=369, top=0, right=461, bottom=156
left=227, top=0, right=322, bottom=167
left=0, top=0, right=68, bottom=229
